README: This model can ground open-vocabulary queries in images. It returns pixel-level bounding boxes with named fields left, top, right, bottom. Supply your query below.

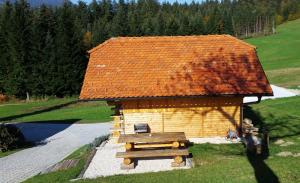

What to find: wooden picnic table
left=116, top=132, right=189, bottom=169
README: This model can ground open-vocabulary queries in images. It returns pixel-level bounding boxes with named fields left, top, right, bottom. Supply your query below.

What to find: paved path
left=0, top=122, right=111, bottom=183
left=243, top=84, right=298, bottom=103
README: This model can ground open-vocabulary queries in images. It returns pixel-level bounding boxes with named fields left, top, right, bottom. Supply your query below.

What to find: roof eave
left=79, top=93, right=274, bottom=102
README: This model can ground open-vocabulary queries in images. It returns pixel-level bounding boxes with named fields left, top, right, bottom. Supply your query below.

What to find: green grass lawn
left=246, top=19, right=300, bottom=88
left=24, top=96, right=300, bottom=183
left=0, top=148, right=23, bottom=158
left=0, top=98, right=112, bottom=123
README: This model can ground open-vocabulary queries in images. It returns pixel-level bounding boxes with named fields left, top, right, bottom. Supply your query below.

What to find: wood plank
left=116, top=149, right=189, bottom=158
left=121, top=96, right=242, bottom=138
left=118, top=132, right=186, bottom=143
left=133, top=141, right=184, bottom=149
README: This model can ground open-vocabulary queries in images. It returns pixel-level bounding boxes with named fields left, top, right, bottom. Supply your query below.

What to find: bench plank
left=118, top=132, right=186, bottom=143
left=116, top=149, right=189, bottom=158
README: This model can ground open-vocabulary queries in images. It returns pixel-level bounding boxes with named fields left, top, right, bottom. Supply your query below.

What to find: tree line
left=0, top=0, right=299, bottom=98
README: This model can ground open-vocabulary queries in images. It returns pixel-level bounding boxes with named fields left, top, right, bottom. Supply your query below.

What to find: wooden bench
left=116, top=149, right=189, bottom=169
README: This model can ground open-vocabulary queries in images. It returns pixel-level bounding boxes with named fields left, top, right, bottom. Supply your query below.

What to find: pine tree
left=7, top=0, right=33, bottom=97
left=178, top=13, right=190, bottom=35
left=55, top=1, right=87, bottom=96
left=165, top=16, right=179, bottom=35
left=111, top=0, right=128, bottom=36
left=31, top=5, right=56, bottom=96
left=154, top=10, right=165, bottom=35
left=189, top=12, right=205, bottom=35
left=128, top=1, right=142, bottom=36
left=0, top=2, right=13, bottom=93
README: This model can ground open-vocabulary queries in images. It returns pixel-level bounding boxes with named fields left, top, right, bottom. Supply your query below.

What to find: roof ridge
left=88, top=35, right=256, bottom=54
left=115, top=34, right=227, bottom=39
left=88, top=38, right=116, bottom=54
left=224, top=35, right=256, bottom=49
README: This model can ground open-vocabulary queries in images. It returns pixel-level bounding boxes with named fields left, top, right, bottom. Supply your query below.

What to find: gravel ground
left=189, top=137, right=241, bottom=144
left=83, top=139, right=192, bottom=179
left=0, top=122, right=111, bottom=183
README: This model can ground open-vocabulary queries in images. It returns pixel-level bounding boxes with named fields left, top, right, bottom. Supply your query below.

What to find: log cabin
left=79, top=35, right=273, bottom=139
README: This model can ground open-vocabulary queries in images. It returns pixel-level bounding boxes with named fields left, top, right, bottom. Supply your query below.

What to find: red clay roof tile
left=80, top=35, right=273, bottom=100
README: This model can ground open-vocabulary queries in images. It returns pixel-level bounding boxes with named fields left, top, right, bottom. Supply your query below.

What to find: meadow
left=246, top=19, right=300, bottom=88
left=0, top=98, right=112, bottom=123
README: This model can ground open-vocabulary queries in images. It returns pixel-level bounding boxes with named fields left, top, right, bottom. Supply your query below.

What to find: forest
left=0, top=0, right=300, bottom=98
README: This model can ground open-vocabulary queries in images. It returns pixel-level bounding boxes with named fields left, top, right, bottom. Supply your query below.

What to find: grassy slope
left=25, top=97, right=300, bottom=183
left=246, top=19, right=300, bottom=88
left=0, top=98, right=112, bottom=123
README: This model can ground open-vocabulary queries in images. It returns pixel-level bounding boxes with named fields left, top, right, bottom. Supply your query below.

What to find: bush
left=88, top=135, right=109, bottom=149
left=0, top=123, right=26, bottom=152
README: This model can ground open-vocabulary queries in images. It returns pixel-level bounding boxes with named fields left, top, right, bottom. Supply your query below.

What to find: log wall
left=121, top=97, right=243, bottom=138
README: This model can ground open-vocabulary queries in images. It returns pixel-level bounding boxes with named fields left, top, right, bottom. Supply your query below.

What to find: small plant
left=0, top=123, right=26, bottom=152
left=89, top=135, right=109, bottom=149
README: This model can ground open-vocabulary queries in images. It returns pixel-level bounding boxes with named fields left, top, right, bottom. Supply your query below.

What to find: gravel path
left=0, top=122, right=111, bottom=183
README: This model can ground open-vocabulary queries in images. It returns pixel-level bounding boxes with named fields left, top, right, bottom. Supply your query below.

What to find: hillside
left=246, top=19, right=300, bottom=89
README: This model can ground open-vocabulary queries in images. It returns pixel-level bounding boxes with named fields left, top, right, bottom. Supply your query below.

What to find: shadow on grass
left=246, top=151, right=279, bottom=183
left=12, top=119, right=80, bottom=144
left=0, top=100, right=79, bottom=122
left=243, top=106, right=282, bottom=183
left=243, top=105, right=300, bottom=141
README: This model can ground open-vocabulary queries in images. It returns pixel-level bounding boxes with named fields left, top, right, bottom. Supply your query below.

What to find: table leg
left=125, top=143, right=133, bottom=151
left=121, top=158, right=134, bottom=170
left=171, top=156, right=185, bottom=167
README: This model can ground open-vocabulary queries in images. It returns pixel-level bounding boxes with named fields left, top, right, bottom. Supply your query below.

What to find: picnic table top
left=118, top=132, right=186, bottom=143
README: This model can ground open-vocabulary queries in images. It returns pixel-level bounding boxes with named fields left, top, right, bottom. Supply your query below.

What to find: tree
left=0, top=2, right=13, bottom=93
left=111, top=0, right=128, bottom=36
left=189, top=12, right=205, bottom=35
left=6, top=0, right=33, bottom=97
left=165, top=16, right=179, bottom=35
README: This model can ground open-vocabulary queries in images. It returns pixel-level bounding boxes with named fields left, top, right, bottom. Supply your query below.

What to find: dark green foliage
left=0, top=123, right=25, bottom=152
left=0, top=0, right=299, bottom=98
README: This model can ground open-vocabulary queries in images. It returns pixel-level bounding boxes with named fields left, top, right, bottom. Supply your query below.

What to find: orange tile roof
left=80, top=35, right=273, bottom=100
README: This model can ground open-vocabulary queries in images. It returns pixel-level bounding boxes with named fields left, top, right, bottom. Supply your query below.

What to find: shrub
left=0, top=123, right=26, bottom=152
left=88, top=135, right=109, bottom=149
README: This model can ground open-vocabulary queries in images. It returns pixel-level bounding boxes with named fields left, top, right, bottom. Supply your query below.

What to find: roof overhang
left=79, top=93, right=273, bottom=102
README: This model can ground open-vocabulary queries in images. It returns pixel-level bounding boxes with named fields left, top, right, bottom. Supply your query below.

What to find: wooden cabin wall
left=121, top=97, right=243, bottom=138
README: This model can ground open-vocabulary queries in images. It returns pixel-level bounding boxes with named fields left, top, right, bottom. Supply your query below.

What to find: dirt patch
left=274, top=139, right=285, bottom=145
left=274, top=139, right=295, bottom=147
left=280, top=141, right=295, bottom=147
left=276, top=151, right=300, bottom=157
left=276, top=151, right=293, bottom=157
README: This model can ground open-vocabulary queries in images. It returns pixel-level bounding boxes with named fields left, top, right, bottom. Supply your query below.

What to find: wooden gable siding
left=121, top=97, right=243, bottom=138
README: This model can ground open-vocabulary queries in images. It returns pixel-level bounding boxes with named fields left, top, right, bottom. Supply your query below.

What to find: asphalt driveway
left=0, top=122, right=111, bottom=183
